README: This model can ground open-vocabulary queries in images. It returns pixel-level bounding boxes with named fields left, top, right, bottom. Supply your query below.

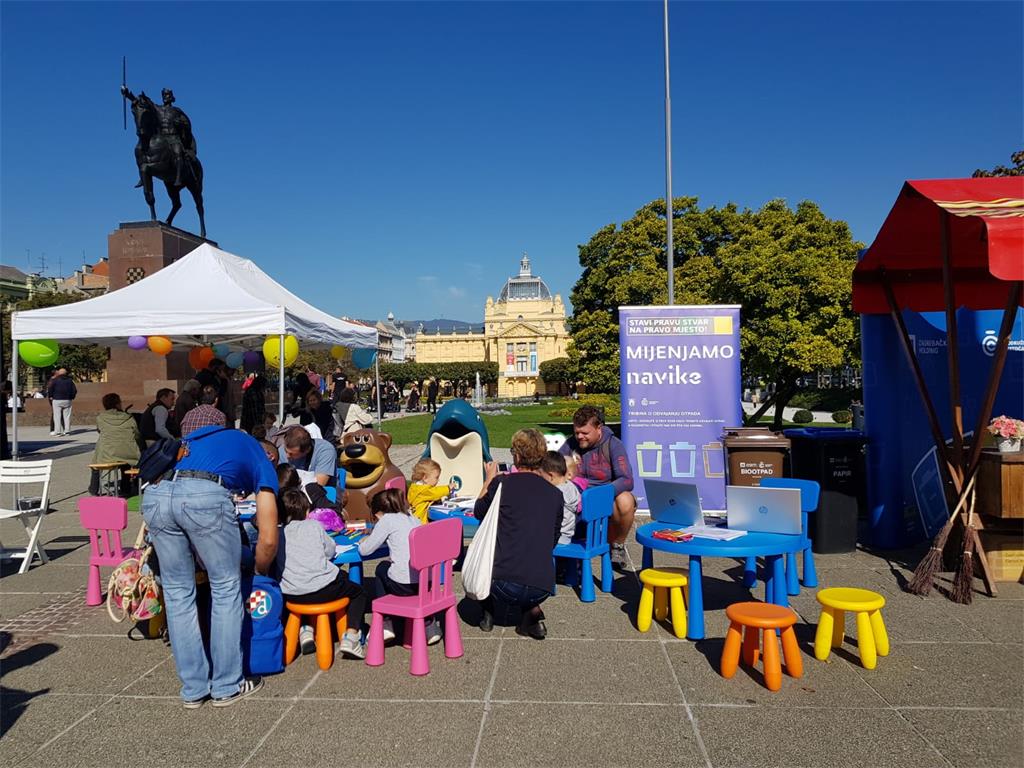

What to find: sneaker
left=425, top=618, right=442, bottom=646
left=183, top=695, right=209, bottom=710
left=211, top=676, right=264, bottom=708
left=339, top=631, right=365, bottom=660
left=49, top=431, right=58, bottom=436
left=299, top=625, right=316, bottom=656
left=515, top=618, right=547, bottom=640
left=381, top=618, right=396, bottom=643
left=610, top=544, right=632, bottom=571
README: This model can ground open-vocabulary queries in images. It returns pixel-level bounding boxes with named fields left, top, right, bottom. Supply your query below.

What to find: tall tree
left=972, top=150, right=1024, bottom=177
left=568, top=197, right=862, bottom=427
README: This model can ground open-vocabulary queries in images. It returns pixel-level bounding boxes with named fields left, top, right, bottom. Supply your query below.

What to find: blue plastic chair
left=323, top=468, right=347, bottom=504
left=742, top=478, right=820, bottom=596
left=553, top=483, right=615, bottom=603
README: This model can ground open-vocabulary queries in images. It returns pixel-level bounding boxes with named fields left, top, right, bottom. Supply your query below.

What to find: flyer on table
left=619, top=305, right=742, bottom=512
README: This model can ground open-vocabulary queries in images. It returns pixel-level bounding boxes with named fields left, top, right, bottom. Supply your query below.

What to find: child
left=275, top=488, right=367, bottom=659
left=407, top=458, right=456, bottom=524
left=541, top=451, right=581, bottom=545
left=277, top=463, right=342, bottom=516
left=358, top=488, right=441, bottom=645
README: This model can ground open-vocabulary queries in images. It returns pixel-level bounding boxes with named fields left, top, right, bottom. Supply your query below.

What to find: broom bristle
left=951, top=528, right=978, bottom=604
left=907, top=546, right=944, bottom=595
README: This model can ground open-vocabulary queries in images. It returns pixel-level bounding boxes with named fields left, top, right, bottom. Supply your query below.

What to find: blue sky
left=2, top=1, right=1020, bottom=322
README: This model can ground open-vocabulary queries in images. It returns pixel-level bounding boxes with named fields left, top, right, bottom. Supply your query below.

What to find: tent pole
left=278, top=335, right=285, bottom=426
left=940, top=213, right=965, bottom=473
left=881, top=272, right=962, bottom=491
left=374, top=355, right=382, bottom=430
left=11, top=341, right=19, bottom=459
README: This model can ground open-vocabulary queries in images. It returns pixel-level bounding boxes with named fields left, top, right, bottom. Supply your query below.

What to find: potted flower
left=987, top=415, right=1024, bottom=453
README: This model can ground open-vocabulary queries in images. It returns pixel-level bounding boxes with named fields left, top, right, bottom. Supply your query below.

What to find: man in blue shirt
left=142, top=425, right=279, bottom=709
left=279, top=426, right=337, bottom=486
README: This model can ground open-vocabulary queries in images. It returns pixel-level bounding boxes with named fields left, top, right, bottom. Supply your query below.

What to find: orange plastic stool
left=720, top=601, right=802, bottom=692
left=284, top=598, right=350, bottom=671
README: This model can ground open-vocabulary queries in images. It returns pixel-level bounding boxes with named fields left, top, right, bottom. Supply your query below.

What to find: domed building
left=414, top=254, right=568, bottom=397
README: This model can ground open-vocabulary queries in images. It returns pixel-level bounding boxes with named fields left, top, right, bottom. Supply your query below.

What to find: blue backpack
left=241, top=574, right=285, bottom=675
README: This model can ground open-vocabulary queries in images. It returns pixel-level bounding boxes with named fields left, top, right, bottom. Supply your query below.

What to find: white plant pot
left=996, top=437, right=1022, bottom=453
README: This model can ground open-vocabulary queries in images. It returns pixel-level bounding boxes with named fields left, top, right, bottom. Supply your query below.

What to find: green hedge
left=831, top=409, right=853, bottom=424
left=792, top=409, right=814, bottom=424
left=547, top=394, right=621, bottom=420
left=789, top=387, right=862, bottom=412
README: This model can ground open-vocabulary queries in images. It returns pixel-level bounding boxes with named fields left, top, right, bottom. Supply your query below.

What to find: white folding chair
left=0, top=459, right=53, bottom=574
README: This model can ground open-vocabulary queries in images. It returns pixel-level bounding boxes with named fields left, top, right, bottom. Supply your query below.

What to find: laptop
left=726, top=485, right=801, bottom=535
left=644, top=480, right=704, bottom=527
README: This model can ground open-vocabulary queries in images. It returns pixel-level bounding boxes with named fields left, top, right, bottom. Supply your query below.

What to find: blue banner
left=619, top=305, right=742, bottom=512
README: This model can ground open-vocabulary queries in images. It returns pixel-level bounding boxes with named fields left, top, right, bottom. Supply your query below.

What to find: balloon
left=128, top=335, right=148, bottom=350
left=188, top=346, right=215, bottom=371
left=330, top=345, right=345, bottom=360
left=212, top=343, right=230, bottom=358
left=351, top=348, right=377, bottom=370
left=243, top=350, right=263, bottom=374
left=225, top=350, right=245, bottom=369
left=263, top=335, right=299, bottom=367
left=18, top=339, right=60, bottom=368
left=148, top=336, right=173, bottom=356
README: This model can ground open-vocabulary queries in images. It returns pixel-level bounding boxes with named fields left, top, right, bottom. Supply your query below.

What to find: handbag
left=107, top=525, right=163, bottom=624
left=461, top=481, right=502, bottom=601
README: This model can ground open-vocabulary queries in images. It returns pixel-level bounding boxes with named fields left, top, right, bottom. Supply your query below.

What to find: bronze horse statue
left=123, top=87, right=206, bottom=238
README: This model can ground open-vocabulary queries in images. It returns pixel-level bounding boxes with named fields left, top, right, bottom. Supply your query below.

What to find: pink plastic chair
left=78, top=497, right=130, bottom=606
left=365, top=517, right=464, bottom=675
left=385, top=475, right=407, bottom=494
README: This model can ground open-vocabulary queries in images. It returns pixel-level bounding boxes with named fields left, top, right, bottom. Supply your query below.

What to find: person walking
left=141, top=426, right=279, bottom=708
left=427, top=378, right=439, bottom=414
left=47, top=368, right=77, bottom=436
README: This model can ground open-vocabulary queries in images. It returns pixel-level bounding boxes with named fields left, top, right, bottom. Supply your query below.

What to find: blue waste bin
left=783, top=427, right=868, bottom=553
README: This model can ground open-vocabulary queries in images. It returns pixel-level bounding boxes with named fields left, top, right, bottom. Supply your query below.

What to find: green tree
left=568, top=197, right=862, bottom=427
left=1, top=292, right=109, bottom=386
left=973, top=150, right=1024, bottom=177
left=538, top=356, right=576, bottom=394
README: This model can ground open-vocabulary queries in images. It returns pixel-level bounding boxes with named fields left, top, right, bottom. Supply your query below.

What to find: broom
left=951, top=484, right=979, bottom=604
left=906, top=473, right=976, bottom=596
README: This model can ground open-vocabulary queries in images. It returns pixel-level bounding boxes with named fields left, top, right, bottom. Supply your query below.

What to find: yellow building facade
left=415, top=255, right=568, bottom=397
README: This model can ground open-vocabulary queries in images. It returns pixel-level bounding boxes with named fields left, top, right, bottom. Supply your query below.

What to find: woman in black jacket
left=474, top=428, right=563, bottom=639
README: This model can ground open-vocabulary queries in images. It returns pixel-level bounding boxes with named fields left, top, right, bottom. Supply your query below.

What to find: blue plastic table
left=635, top=522, right=804, bottom=640
left=427, top=505, right=479, bottom=535
left=331, top=527, right=387, bottom=585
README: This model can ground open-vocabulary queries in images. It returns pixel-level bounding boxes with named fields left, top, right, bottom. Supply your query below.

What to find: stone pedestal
left=104, top=221, right=217, bottom=402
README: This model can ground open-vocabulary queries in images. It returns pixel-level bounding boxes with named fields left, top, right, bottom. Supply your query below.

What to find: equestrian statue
left=121, top=84, right=206, bottom=238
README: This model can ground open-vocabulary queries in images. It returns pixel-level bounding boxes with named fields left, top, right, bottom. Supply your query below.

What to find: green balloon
left=18, top=339, right=60, bottom=368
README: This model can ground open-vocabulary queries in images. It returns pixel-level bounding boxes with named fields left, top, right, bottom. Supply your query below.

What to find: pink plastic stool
left=78, top=497, right=130, bottom=606
left=385, top=475, right=407, bottom=494
left=365, top=517, right=464, bottom=675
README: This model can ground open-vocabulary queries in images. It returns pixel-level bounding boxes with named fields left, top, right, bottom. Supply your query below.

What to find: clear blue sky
left=2, top=1, right=1020, bottom=322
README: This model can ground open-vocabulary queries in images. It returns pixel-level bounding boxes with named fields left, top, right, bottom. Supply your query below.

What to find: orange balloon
left=148, top=336, right=173, bottom=356
left=189, top=346, right=214, bottom=370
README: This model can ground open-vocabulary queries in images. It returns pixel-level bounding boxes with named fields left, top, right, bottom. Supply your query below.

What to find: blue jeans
left=142, top=478, right=244, bottom=701
left=490, top=579, right=551, bottom=623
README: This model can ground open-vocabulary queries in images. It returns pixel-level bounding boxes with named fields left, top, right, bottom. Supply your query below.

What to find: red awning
left=852, top=177, right=1024, bottom=314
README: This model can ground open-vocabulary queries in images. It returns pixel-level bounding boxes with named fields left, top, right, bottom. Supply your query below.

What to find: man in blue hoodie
left=559, top=405, right=636, bottom=569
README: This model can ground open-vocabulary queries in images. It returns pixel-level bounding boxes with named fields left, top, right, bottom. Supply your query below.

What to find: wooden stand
left=977, top=449, right=1024, bottom=519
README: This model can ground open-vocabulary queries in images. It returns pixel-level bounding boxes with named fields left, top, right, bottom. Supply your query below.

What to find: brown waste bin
left=722, top=428, right=791, bottom=486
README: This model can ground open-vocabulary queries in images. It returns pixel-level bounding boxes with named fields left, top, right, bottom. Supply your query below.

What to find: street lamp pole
left=663, top=0, right=674, bottom=306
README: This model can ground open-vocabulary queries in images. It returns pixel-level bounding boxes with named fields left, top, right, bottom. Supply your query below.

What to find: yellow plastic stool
left=814, top=587, right=889, bottom=670
left=637, top=567, right=688, bottom=639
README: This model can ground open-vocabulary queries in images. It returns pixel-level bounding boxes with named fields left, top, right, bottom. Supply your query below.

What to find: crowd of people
left=83, top=362, right=635, bottom=709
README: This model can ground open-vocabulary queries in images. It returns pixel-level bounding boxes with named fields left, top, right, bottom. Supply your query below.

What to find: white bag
left=462, top=481, right=502, bottom=601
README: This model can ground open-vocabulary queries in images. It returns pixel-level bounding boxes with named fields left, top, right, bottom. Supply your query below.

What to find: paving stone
left=0, top=693, right=109, bottom=762
left=899, top=707, right=1024, bottom=768
left=477, top=702, right=706, bottom=767
left=694, top=704, right=949, bottom=768
left=246, top=701, right=481, bottom=768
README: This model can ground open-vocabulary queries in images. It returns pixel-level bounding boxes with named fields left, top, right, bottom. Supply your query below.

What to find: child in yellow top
left=407, top=458, right=457, bottom=523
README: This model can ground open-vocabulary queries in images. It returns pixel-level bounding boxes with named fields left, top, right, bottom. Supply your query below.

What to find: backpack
left=136, top=427, right=227, bottom=485
left=139, top=402, right=159, bottom=441
left=241, top=574, right=285, bottom=675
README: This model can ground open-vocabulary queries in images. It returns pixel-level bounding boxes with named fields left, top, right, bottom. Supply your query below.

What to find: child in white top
left=542, top=451, right=581, bottom=545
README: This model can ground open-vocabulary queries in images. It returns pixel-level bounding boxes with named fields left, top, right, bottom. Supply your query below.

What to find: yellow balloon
left=330, top=345, right=345, bottom=360
left=263, top=335, right=299, bottom=367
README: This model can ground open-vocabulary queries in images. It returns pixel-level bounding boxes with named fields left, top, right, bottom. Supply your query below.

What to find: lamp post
left=663, top=0, right=674, bottom=305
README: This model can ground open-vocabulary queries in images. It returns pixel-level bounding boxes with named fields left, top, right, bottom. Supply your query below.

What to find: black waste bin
left=783, top=427, right=867, bottom=553
left=722, top=427, right=791, bottom=486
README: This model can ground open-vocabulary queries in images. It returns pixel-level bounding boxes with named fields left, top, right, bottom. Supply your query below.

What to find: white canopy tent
left=10, top=242, right=379, bottom=456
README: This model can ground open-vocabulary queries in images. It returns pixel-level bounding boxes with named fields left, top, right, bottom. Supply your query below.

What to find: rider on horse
left=121, top=85, right=197, bottom=187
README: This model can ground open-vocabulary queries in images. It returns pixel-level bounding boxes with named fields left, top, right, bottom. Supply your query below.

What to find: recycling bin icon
left=668, top=441, right=696, bottom=478
left=636, top=441, right=663, bottom=477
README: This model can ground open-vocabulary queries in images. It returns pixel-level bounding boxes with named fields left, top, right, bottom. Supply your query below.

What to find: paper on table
left=679, top=525, right=747, bottom=541
left=334, top=544, right=355, bottom=555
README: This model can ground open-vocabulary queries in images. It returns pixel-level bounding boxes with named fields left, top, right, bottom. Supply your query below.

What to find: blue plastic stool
left=743, top=478, right=820, bottom=596
left=553, top=484, right=615, bottom=603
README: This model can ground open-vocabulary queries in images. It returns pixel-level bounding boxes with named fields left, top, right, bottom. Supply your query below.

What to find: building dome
left=498, top=254, right=551, bottom=302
